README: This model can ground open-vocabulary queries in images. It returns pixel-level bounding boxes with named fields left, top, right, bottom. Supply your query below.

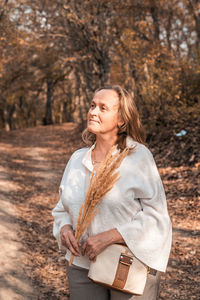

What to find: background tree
left=0, top=0, right=199, bottom=143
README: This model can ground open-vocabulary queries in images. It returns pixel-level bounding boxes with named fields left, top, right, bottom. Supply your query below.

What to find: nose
left=90, top=106, right=98, bottom=116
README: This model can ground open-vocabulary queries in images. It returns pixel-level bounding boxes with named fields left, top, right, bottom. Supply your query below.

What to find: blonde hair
left=82, top=85, right=145, bottom=150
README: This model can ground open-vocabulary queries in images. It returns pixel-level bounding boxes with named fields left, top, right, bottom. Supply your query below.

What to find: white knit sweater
left=52, top=137, right=172, bottom=272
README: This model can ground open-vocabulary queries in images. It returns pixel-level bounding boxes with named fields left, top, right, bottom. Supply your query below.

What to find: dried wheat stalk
left=69, top=145, right=129, bottom=265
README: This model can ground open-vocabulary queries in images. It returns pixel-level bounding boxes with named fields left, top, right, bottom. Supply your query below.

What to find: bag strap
left=112, top=253, right=133, bottom=289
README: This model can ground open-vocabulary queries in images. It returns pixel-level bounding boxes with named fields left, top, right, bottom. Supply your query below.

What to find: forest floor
left=0, top=123, right=199, bottom=300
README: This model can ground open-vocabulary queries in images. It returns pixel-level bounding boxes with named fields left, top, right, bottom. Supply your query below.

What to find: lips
left=89, top=119, right=99, bottom=123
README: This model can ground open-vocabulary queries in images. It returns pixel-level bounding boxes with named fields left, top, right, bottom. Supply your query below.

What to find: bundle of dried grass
left=69, top=145, right=129, bottom=265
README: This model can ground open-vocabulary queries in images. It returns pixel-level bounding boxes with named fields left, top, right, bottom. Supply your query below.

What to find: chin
left=87, top=123, right=99, bottom=134
left=87, top=127, right=98, bottom=134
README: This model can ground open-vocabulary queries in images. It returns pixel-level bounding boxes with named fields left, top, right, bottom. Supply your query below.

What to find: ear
left=117, top=120, right=124, bottom=128
left=117, top=114, right=124, bottom=127
left=117, top=109, right=125, bottom=128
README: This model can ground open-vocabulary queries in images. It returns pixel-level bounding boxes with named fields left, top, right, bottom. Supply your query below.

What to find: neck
left=95, top=134, right=118, bottom=156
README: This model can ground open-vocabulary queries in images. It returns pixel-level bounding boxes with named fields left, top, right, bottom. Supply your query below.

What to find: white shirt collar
left=126, top=136, right=138, bottom=148
left=81, top=136, right=137, bottom=172
left=82, top=143, right=95, bottom=172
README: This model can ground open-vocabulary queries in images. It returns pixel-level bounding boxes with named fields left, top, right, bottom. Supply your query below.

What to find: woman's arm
left=114, top=147, right=172, bottom=272
left=52, top=198, right=72, bottom=250
left=52, top=154, right=75, bottom=250
left=81, top=228, right=125, bottom=260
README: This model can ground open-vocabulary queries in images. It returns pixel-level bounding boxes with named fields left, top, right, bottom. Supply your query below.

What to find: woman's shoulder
left=125, top=138, right=158, bottom=174
left=70, top=147, right=89, bottom=161
left=62, top=147, right=89, bottom=176
left=126, top=137, right=152, bottom=159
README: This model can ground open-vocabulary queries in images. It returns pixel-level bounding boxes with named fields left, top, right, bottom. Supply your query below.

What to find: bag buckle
left=119, top=254, right=133, bottom=266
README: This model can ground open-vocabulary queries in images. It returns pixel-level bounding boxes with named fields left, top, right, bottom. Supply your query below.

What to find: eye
left=90, top=103, right=95, bottom=109
left=101, top=105, right=106, bottom=111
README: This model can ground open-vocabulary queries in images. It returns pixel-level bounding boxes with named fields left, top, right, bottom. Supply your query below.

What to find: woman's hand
left=81, top=229, right=125, bottom=261
left=60, top=224, right=80, bottom=257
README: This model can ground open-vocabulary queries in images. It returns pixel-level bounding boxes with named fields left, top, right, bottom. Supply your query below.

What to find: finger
left=85, top=245, right=96, bottom=259
left=81, top=241, right=87, bottom=256
left=66, top=236, right=80, bottom=256
left=61, top=233, right=67, bottom=247
left=88, top=252, right=96, bottom=261
left=61, top=229, right=72, bottom=247
left=69, top=233, right=80, bottom=254
left=62, top=232, right=80, bottom=256
left=80, top=241, right=86, bottom=255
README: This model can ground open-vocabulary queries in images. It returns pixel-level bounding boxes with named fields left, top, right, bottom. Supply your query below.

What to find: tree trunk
left=4, top=108, right=10, bottom=131
left=150, top=0, right=160, bottom=41
left=44, top=78, right=53, bottom=125
left=2, top=101, right=10, bottom=131
left=187, top=0, right=200, bottom=53
left=97, top=51, right=111, bottom=86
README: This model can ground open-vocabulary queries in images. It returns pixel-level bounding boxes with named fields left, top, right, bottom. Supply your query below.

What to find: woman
left=52, top=85, right=172, bottom=300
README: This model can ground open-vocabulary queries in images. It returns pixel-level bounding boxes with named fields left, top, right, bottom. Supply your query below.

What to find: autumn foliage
left=0, top=0, right=199, bottom=142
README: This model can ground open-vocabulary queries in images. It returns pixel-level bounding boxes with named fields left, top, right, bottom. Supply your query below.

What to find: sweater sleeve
left=116, top=146, right=172, bottom=272
left=52, top=156, right=73, bottom=250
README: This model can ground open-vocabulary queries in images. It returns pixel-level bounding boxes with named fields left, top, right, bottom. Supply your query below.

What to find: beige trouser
left=66, top=262, right=160, bottom=300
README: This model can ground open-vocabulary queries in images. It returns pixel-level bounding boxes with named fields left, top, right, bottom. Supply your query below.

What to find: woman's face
left=87, top=89, right=122, bottom=137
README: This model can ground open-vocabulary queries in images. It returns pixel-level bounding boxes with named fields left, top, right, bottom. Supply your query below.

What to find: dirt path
left=0, top=155, right=36, bottom=299
left=0, top=124, right=199, bottom=299
left=0, top=140, right=57, bottom=299
left=0, top=124, right=80, bottom=299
